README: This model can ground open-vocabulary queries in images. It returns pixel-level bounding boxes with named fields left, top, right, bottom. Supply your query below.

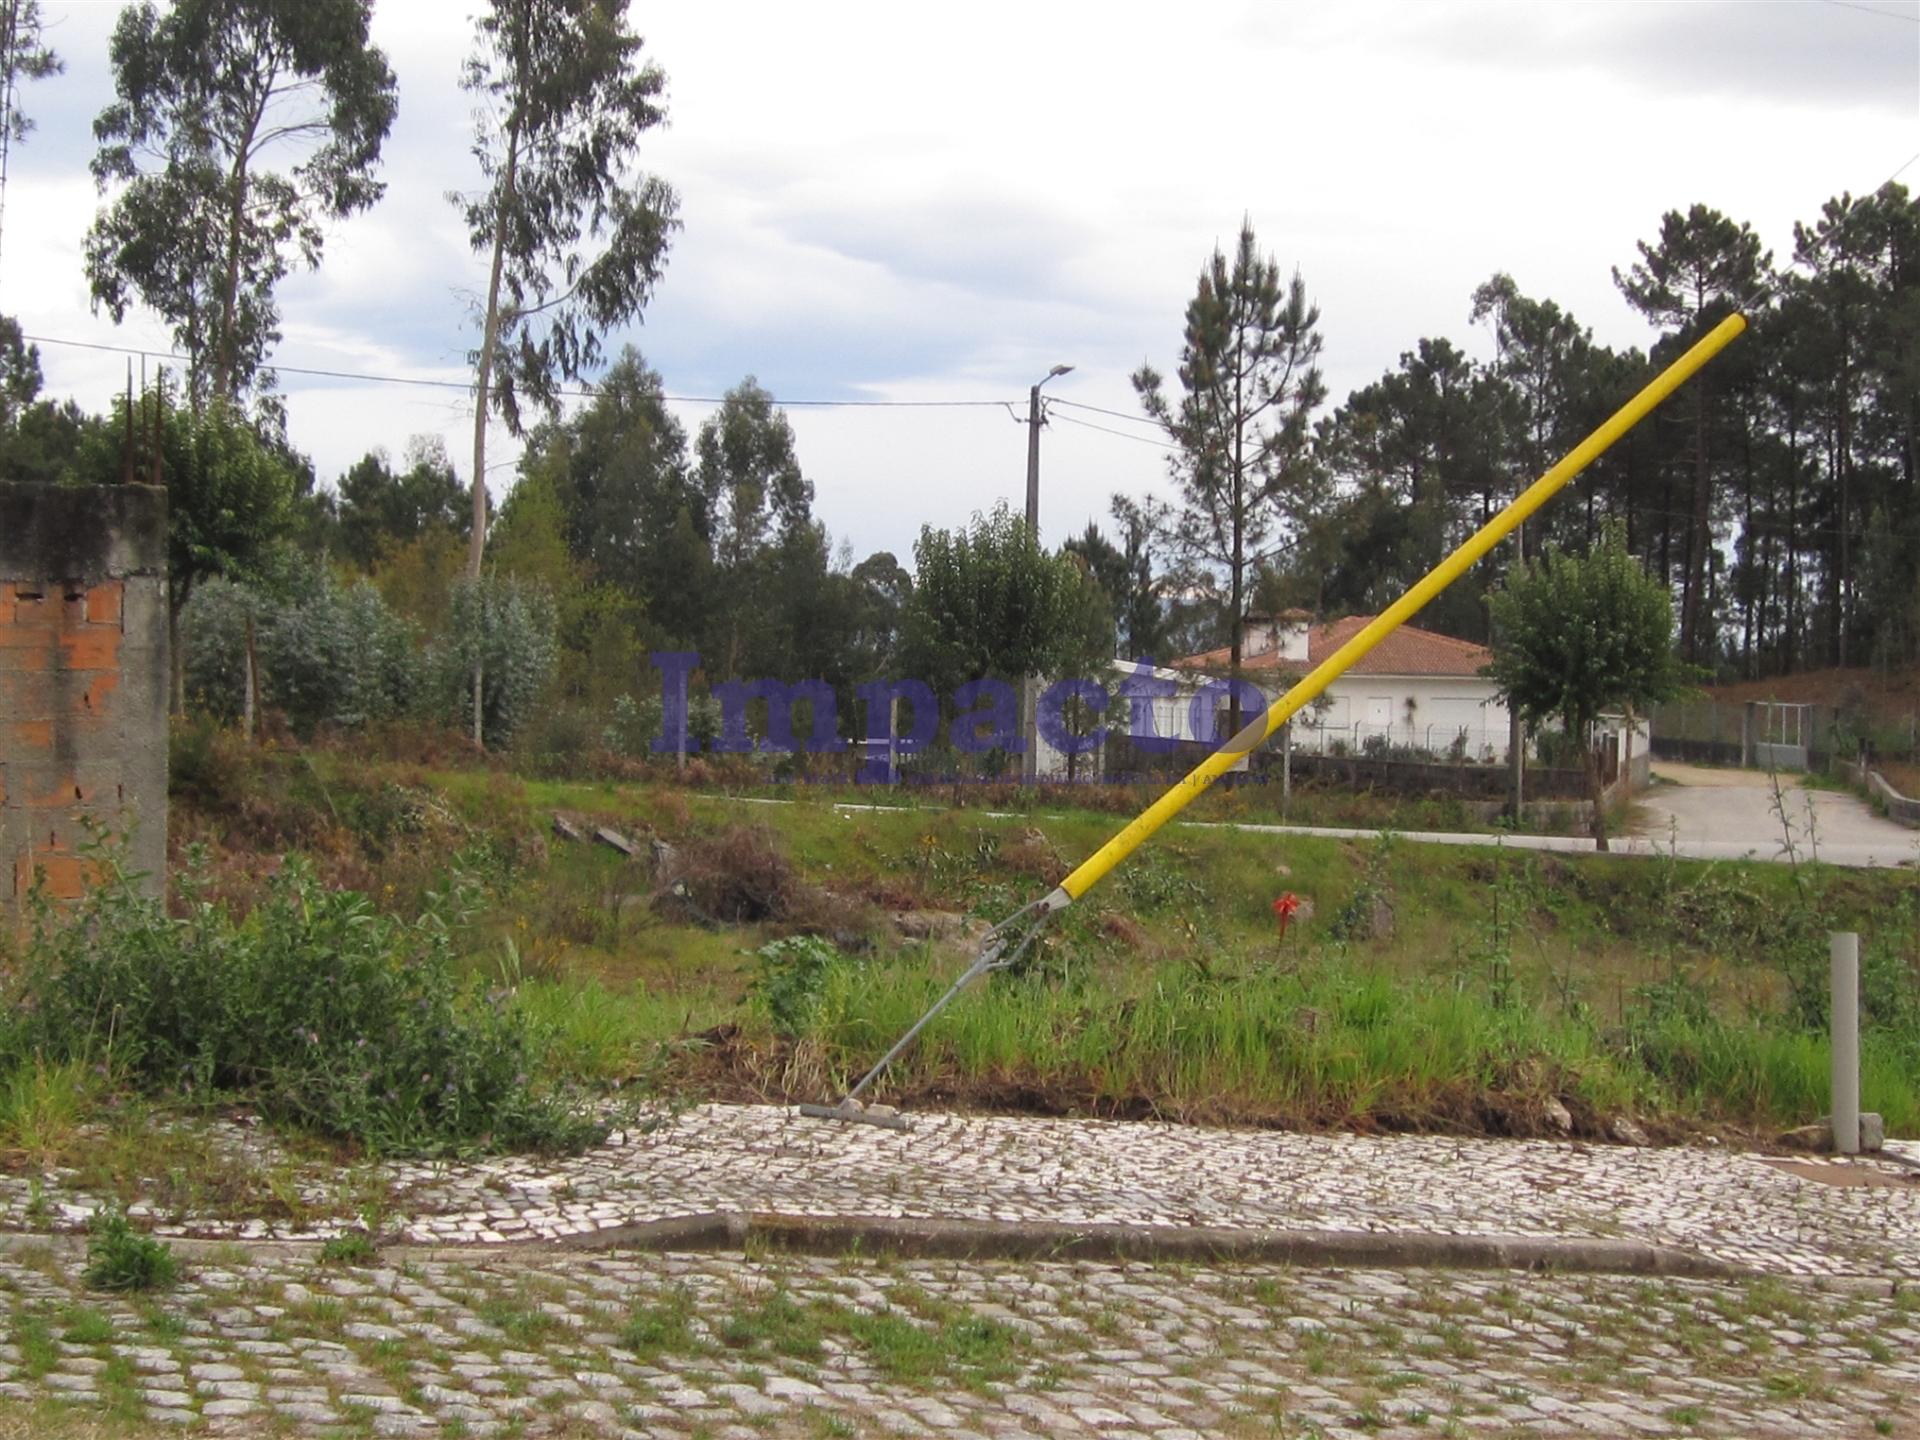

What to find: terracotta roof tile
left=1174, top=615, right=1492, bottom=678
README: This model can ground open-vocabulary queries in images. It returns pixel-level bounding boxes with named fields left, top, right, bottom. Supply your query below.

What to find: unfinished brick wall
left=0, top=483, right=168, bottom=925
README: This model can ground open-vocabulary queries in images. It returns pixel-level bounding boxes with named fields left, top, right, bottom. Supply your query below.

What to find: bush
left=5, top=851, right=603, bottom=1157
left=678, top=826, right=801, bottom=923
left=751, top=936, right=846, bottom=1039
left=183, top=568, right=418, bottom=734
left=260, top=571, right=418, bottom=730
left=431, top=576, right=557, bottom=747
left=83, top=1213, right=177, bottom=1292
left=604, top=694, right=663, bottom=758
left=183, top=568, right=416, bottom=737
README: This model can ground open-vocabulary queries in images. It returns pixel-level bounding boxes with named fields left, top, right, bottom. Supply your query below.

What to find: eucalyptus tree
left=0, top=1, right=59, bottom=140
left=694, top=378, right=814, bottom=677
left=454, top=0, right=679, bottom=741
left=84, top=0, right=396, bottom=404
left=456, top=0, right=680, bottom=576
left=1133, top=219, right=1325, bottom=734
left=1, top=0, right=63, bottom=272
left=0, top=0, right=60, bottom=268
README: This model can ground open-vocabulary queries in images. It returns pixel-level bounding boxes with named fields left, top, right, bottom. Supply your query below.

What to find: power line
left=1818, top=0, right=1920, bottom=21
left=20, top=332, right=1020, bottom=410
left=1048, top=395, right=1164, bottom=429
left=1050, top=411, right=1181, bottom=452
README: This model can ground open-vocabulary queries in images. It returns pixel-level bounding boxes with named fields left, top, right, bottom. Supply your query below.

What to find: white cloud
left=5, top=0, right=1914, bottom=563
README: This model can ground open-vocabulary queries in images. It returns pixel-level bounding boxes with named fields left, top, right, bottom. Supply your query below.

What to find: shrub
left=431, top=576, right=557, bottom=747
left=604, top=694, right=664, bottom=758
left=183, top=568, right=417, bottom=734
left=678, top=826, right=800, bottom=923
left=751, top=936, right=846, bottom=1039
left=318, top=1232, right=379, bottom=1266
left=6, top=851, right=603, bottom=1157
left=82, top=1213, right=177, bottom=1292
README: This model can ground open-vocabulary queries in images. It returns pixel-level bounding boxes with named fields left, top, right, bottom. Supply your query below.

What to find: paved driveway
left=1634, top=761, right=1920, bottom=868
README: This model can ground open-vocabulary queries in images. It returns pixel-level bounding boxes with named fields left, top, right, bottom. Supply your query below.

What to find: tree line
left=0, top=1, right=1912, bottom=764
left=1132, top=198, right=1919, bottom=698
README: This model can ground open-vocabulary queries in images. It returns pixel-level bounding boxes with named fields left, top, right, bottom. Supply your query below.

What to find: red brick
left=15, top=773, right=108, bottom=809
left=12, top=852, right=95, bottom=902
left=56, top=628, right=120, bottom=670
left=4, top=721, right=53, bottom=752
left=85, top=582, right=124, bottom=626
left=7, top=589, right=60, bottom=629
left=0, top=583, right=12, bottom=626
left=76, top=671, right=120, bottom=717
left=0, top=670, right=53, bottom=715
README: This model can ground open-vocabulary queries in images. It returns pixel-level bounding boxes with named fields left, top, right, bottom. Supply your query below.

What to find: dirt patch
left=1647, top=762, right=1784, bottom=789
left=1760, top=1158, right=1920, bottom=1190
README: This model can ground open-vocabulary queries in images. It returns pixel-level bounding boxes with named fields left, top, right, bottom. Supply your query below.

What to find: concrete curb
left=556, top=1212, right=1755, bottom=1279
left=0, top=1213, right=1754, bottom=1278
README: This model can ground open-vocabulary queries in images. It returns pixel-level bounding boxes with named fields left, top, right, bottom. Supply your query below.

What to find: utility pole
left=1021, top=363, right=1073, bottom=782
left=1025, top=363, right=1073, bottom=535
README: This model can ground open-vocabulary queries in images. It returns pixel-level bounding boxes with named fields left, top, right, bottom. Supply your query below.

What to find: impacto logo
left=647, top=652, right=1270, bottom=784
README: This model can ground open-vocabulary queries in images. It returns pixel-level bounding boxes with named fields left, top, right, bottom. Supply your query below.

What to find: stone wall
left=0, top=483, right=168, bottom=925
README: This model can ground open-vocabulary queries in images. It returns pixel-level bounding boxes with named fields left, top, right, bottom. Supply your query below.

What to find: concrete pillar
left=0, top=483, right=169, bottom=927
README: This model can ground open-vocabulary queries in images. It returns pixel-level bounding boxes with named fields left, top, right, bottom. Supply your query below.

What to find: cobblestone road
left=4, top=1106, right=1912, bottom=1281
left=0, top=1240, right=1913, bottom=1438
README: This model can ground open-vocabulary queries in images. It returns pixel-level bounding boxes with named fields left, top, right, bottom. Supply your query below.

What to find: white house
left=1027, top=610, right=1513, bottom=781
left=1169, top=609, right=1515, bottom=762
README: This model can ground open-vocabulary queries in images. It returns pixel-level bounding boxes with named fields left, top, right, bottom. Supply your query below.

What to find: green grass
left=621, top=1287, right=702, bottom=1361
left=823, top=1294, right=1022, bottom=1392
left=0, top=1061, right=96, bottom=1164
left=718, top=1288, right=827, bottom=1360
left=476, top=1296, right=560, bottom=1346
left=124, top=741, right=1920, bottom=1144
left=59, top=1306, right=115, bottom=1345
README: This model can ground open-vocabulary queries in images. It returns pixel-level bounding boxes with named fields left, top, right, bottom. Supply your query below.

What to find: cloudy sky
left=5, top=0, right=1916, bottom=564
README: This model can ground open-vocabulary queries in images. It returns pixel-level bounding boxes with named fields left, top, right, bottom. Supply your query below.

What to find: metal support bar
left=797, top=894, right=1065, bottom=1128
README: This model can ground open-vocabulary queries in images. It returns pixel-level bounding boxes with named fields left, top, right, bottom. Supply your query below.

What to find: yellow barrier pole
left=1049, top=311, right=1747, bottom=907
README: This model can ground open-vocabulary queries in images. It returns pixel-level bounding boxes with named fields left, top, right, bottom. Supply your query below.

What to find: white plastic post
left=1830, top=932, right=1860, bottom=1156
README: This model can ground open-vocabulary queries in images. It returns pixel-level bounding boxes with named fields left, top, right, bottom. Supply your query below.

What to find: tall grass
left=783, top=954, right=1634, bottom=1130
left=755, top=946, right=1915, bottom=1136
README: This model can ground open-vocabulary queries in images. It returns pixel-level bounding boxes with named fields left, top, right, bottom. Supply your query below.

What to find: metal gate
left=1746, top=700, right=1811, bottom=771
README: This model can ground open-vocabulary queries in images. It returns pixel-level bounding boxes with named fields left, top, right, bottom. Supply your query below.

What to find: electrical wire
left=1818, top=0, right=1920, bottom=21
left=19, top=332, right=1021, bottom=410
left=1048, top=395, right=1164, bottom=428
left=1050, top=410, right=1181, bottom=451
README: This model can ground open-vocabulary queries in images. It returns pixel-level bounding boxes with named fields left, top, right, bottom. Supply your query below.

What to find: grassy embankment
left=134, top=732, right=1920, bottom=1142
left=2, top=725, right=1914, bottom=1172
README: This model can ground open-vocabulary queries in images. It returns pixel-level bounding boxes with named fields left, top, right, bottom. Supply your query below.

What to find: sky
left=4, top=0, right=1917, bottom=566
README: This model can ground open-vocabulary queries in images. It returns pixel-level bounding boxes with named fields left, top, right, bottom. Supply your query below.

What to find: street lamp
left=1025, top=363, right=1074, bottom=536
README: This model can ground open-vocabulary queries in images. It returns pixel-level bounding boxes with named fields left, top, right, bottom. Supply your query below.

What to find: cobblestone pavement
left=3, top=1106, right=1913, bottom=1281
left=0, top=1239, right=1914, bottom=1438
